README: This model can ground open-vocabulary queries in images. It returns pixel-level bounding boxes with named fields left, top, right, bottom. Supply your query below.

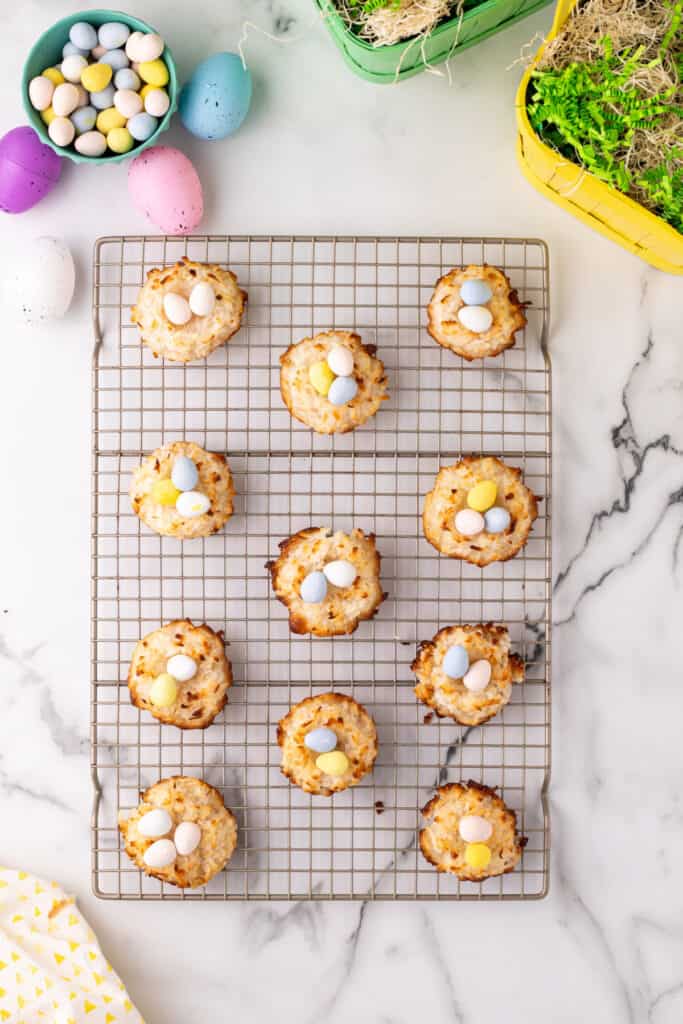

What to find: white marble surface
left=2, top=1, right=683, bottom=1021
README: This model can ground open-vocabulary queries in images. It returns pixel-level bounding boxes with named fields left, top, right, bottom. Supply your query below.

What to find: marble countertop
left=2, top=1, right=682, bottom=1021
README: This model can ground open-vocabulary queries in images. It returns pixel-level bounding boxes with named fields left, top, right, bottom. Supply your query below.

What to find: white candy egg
left=454, top=508, right=485, bottom=537
left=48, top=117, right=75, bottom=148
left=52, top=82, right=80, bottom=117
left=136, top=33, right=164, bottom=62
left=0, top=236, right=75, bottom=326
left=137, top=808, right=173, bottom=837
left=176, top=491, right=210, bottom=517
left=174, top=821, right=201, bottom=856
left=163, top=292, right=192, bottom=325
left=457, top=305, right=493, bottom=334
left=74, top=84, right=89, bottom=108
left=144, top=87, right=170, bottom=117
left=61, top=54, right=88, bottom=83
left=189, top=281, right=216, bottom=317
left=327, top=344, right=354, bottom=377
left=114, top=88, right=143, bottom=119
left=28, top=75, right=54, bottom=111
left=143, top=838, right=176, bottom=869
left=166, top=654, right=197, bottom=682
left=75, top=130, right=107, bottom=157
left=323, top=559, right=357, bottom=589
left=125, top=31, right=144, bottom=61
left=463, top=659, right=492, bottom=693
left=458, top=814, right=493, bottom=843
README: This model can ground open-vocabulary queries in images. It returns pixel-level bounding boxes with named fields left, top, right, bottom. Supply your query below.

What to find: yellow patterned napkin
left=0, top=867, right=143, bottom=1023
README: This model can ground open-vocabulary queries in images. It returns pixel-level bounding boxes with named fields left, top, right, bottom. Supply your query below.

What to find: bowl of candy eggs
left=22, top=9, right=177, bottom=163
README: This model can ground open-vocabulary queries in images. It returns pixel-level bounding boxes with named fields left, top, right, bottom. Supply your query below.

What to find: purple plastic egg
left=0, top=126, right=61, bottom=213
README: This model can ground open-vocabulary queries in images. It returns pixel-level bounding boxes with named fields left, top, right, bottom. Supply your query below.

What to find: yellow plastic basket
left=515, top=0, right=683, bottom=275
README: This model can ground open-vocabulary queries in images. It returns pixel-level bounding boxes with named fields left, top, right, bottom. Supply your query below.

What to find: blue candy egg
left=304, top=727, right=337, bottom=754
left=300, top=571, right=327, bottom=604
left=179, top=52, right=252, bottom=141
left=63, top=41, right=89, bottom=59
left=114, top=68, right=141, bottom=91
left=484, top=506, right=511, bottom=534
left=328, top=375, right=358, bottom=406
left=128, top=112, right=158, bottom=141
left=69, top=21, right=98, bottom=51
left=90, top=84, right=115, bottom=110
left=100, top=49, right=129, bottom=72
left=71, top=105, right=97, bottom=135
left=171, top=455, right=199, bottom=492
left=442, top=644, right=469, bottom=679
left=460, top=278, right=493, bottom=305
left=98, top=22, right=131, bottom=51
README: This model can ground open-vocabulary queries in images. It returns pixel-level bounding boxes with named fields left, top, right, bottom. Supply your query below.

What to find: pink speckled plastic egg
left=128, top=146, right=203, bottom=235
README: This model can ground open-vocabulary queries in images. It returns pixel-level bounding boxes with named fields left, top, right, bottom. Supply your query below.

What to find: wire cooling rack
left=91, top=235, right=551, bottom=901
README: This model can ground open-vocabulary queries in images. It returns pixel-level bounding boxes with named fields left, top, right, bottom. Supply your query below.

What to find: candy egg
left=179, top=52, right=252, bottom=140
left=74, top=130, right=107, bottom=157
left=125, top=32, right=144, bottom=61
left=309, top=359, right=335, bottom=396
left=90, top=84, right=115, bottom=110
left=52, top=83, right=80, bottom=117
left=457, top=305, right=493, bottom=334
left=326, top=344, right=354, bottom=377
left=74, top=85, right=89, bottom=108
left=91, top=45, right=107, bottom=60
left=149, top=672, right=178, bottom=707
left=328, top=375, right=358, bottom=406
left=304, top=727, right=337, bottom=754
left=42, top=67, right=65, bottom=86
left=176, top=491, right=210, bottom=517
left=166, top=654, right=198, bottom=682
left=463, top=659, right=492, bottom=693
left=70, top=21, right=98, bottom=51
left=128, top=146, right=203, bottom=234
left=138, top=59, right=169, bottom=88
left=137, top=34, right=165, bottom=62
left=127, top=112, right=158, bottom=142
left=464, top=842, right=492, bottom=870
left=48, top=117, right=75, bottom=148
left=467, top=480, right=497, bottom=513
left=63, top=42, right=89, bottom=59
left=96, top=106, right=126, bottom=134
left=0, top=127, right=61, bottom=213
left=315, top=751, right=349, bottom=776
left=460, top=278, right=493, bottom=305
left=114, top=88, right=143, bottom=119
left=300, top=571, right=327, bottom=604
left=484, top=506, right=511, bottom=534
left=323, top=559, right=357, bottom=589
left=114, top=67, right=141, bottom=92
left=81, top=62, right=113, bottom=94
left=29, top=76, right=54, bottom=112
left=143, top=838, right=176, bottom=869
left=189, top=282, right=216, bottom=317
left=144, top=87, right=170, bottom=117
left=137, top=808, right=172, bottom=838
left=174, top=821, right=201, bottom=856
left=61, top=54, right=87, bottom=83
left=71, top=106, right=97, bottom=135
left=98, top=22, right=131, bottom=50
left=458, top=814, right=493, bottom=843
left=442, top=644, right=469, bottom=679
left=151, top=478, right=181, bottom=506
left=171, top=455, right=199, bottom=492
left=40, top=107, right=56, bottom=126
left=163, top=292, right=192, bottom=325
left=100, top=49, right=130, bottom=72
left=454, top=508, right=485, bottom=537
left=107, top=127, right=134, bottom=154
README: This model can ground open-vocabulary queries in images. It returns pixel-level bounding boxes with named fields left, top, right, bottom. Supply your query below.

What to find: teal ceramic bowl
left=21, top=8, right=177, bottom=164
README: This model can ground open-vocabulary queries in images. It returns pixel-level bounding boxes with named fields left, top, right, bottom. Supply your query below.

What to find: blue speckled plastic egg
left=304, top=727, right=337, bottom=754
left=328, top=375, right=358, bottom=406
left=179, top=52, right=252, bottom=141
left=460, top=278, right=493, bottom=305
left=442, top=644, right=469, bottom=679
left=300, top=571, right=327, bottom=605
left=171, top=455, right=199, bottom=492
left=484, top=506, right=511, bottom=534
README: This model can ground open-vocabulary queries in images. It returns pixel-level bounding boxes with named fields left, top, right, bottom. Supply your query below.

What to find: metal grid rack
left=91, top=235, right=551, bottom=901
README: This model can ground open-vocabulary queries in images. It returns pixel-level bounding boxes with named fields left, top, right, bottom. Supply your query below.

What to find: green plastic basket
left=316, top=0, right=553, bottom=83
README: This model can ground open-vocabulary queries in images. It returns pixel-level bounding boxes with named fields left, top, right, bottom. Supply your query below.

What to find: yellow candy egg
left=81, top=62, right=113, bottom=93
left=40, top=106, right=56, bottom=126
left=309, top=360, right=335, bottom=396
left=139, top=83, right=156, bottom=101
left=315, top=750, right=350, bottom=776
left=149, top=673, right=178, bottom=708
left=107, top=127, right=134, bottom=154
left=96, top=106, right=126, bottom=134
left=42, top=66, right=65, bottom=86
left=467, top=480, right=497, bottom=513
left=138, top=59, right=169, bottom=87
left=151, top=479, right=181, bottom=506
left=464, top=842, right=492, bottom=870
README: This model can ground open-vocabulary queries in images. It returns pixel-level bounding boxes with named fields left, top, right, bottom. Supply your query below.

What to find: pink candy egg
left=0, top=126, right=61, bottom=213
left=128, top=146, right=203, bottom=235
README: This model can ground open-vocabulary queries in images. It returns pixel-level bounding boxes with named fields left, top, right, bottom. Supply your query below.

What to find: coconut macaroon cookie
left=119, top=775, right=238, bottom=889
left=267, top=526, right=385, bottom=636
left=277, top=692, right=378, bottom=796
left=412, top=623, right=524, bottom=726
left=131, top=257, right=247, bottom=362
left=130, top=440, right=235, bottom=539
left=280, top=330, right=388, bottom=434
left=423, top=455, right=538, bottom=566
left=420, top=781, right=526, bottom=881
left=427, top=265, right=526, bottom=360
left=128, top=619, right=232, bottom=729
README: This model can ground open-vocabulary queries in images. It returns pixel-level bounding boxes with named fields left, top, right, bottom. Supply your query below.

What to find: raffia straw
left=335, top=0, right=458, bottom=46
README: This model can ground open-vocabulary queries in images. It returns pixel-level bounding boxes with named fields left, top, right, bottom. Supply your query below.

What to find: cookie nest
left=422, top=456, right=538, bottom=565
left=267, top=527, right=385, bottom=636
left=131, top=257, right=247, bottom=363
left=277, top=692, right=378, bottom=795
left=427, top=265, right=526, bottom=360
left=130, top=440, right=235, bottom=539
left=412, top=623, right=524, bottom=726
left=128, top=619, right=232, bottom=729
left=279, top=330, right=388, bottom=434
left=118, top=775, right=238, bottom=889
left=420, top=781, right=526, bottom=880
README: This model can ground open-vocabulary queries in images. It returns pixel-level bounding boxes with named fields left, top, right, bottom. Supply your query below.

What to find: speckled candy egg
left=1, top=236, right=75, bottom=325
left=0, top=127, right=61, bottom=213
left=179, top=52, right=252, bottom=140
left=128, top=146, right=203, bottom=234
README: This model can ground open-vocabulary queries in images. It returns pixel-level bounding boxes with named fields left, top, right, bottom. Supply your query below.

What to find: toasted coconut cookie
left=131, top=257, right=246, bottom=362
left=118, top=775, right=238, bottom=889
left=277, top=692, right=378, bottom=795
left=130, top=440, right=234, bottom=539
left=412, top=623, right=524, bottom=726
left=128, top=620, right=232, bottom=729
left=422, top=456, right=538, bottom=566
left=420, top=781, right=526, bottom=881
left=267, top=527, right=385, bottom=636
left=279, top=330, right=388, bottom=434
left=427, top=265, right=526, bottom=360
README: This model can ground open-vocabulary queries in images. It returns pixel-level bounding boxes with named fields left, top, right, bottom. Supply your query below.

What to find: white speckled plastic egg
left=458, top=814, right=493, bottom=843
left=98, top=22, right=131, bottom=50
left=52, top=82, right=80, bottom=117
left=163, top=292, right=192, bottom=325
left=61, top=54, right=87, bottom=83
left=327, top=344, right=354, bottom=377
left=166, top=653, right=197, bottom=682
left=463, top=659, right=492, bottom=693
left=144, top=87, right=170, bottom=117
left=75, top=130, right=107, bottom=156
left=114, top=67, right=140, bottom=91
left=143, top=838, right=176, bottom=868
left=1, top=236, right=75, bottom=326
left=300, top=571, right=327, bottom=604
left=137, top=808, right=172, bottom=838
left=171, top=455, right=199, bottom=492
left=457, top=305, right=493, bottom=334
left=48, top=117, right=75, bottom=148
left=127, top=112, right=157, bottom=141
left=174, top=821, right=201, bottom=856
left=114, top=88, right=142, bottom=119
left=176, top=491, right=210, bottom=517
left=454, top=508, right=485, bottom=536
left=323, top=559, right=357, bottom=589
left=327, top=375, right=358, bottom=406
left=189, top=281, right=216, bottom=317
left=29, top=75, right=54, bottom=112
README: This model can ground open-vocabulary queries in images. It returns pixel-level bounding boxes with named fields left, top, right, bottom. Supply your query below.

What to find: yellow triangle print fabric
left=0, top=867, right=143, bottom=1023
